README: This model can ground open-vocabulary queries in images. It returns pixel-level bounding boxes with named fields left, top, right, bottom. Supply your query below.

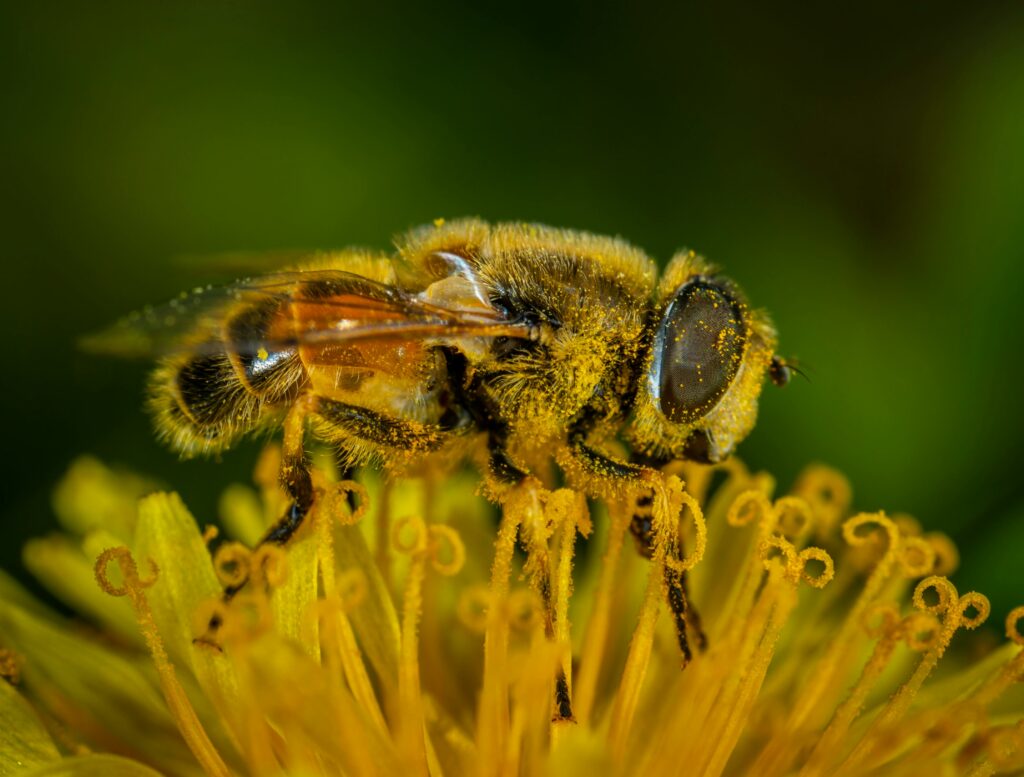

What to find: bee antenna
left=789, top=363, right=811, bottom=383
left=770, top=355, right=811, bottom=387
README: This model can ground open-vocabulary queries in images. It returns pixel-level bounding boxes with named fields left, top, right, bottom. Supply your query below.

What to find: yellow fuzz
left=1, top=454, right=1024, bottom=777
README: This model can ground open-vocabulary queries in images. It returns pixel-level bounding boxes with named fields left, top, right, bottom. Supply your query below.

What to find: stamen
left=573, top=496, right=631, bottom=726
left=313, top=494, right=386, bottom=735
left=392, top=514, right=430, bottom=772
left=94, top=547, right=231, bottom=777
left=476, top=484, right=528, bottom=773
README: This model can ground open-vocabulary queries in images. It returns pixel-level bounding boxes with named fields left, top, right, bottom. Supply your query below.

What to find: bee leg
left=259, top=455, right=315, bottom=546
left=317, top=398, right=448, bottom=452
left=194, top=404, right=313, bottom=647
left=332, top=447, right=360, bottom=512
left=487, top=428, right=530, bottom=484
left=629, top=489, right=707, bottom=665
left=565, top=423, right=706, bottom=666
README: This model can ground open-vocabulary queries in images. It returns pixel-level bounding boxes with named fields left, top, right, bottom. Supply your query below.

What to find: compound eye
left=654, top=281, right=746, bottom=423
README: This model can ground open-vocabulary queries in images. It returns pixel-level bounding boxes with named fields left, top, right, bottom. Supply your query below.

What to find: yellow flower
left=2, top=452, right=1024, bottom=776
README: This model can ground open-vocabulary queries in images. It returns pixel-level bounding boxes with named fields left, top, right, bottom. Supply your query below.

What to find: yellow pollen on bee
left=257, top=347, right=269, bottom=361
left=433, top=217, right=446, bottom=228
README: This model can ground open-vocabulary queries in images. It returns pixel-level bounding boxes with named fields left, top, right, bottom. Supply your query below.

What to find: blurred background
left=2, top=2, right=1022, bottom=621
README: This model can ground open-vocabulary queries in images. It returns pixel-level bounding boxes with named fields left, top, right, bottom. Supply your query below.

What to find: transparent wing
left=82, top=269, right=531, bottom=359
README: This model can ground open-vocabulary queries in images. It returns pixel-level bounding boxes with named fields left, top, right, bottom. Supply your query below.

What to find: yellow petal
left=0, top=599, right=194, bottom=775
left=51, top=457, right=153, bottom=542
left=22, top=754, right=164, bottom=777
left=132, top=493, right=244, bottom=749
left=0, top=677, right=60, bottom=772
left=269, top=527, right=320, bottom=660
left=0, top=570, right=55, bottom=622
left=217, top=484, right=265, bottom=547
left=333, top=522, right=400, bottom=693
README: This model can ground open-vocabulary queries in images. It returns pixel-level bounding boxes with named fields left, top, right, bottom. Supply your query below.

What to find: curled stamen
left=1006, top=606, right=1024, bottom=646
left=898, top=536, right=937, bottom=578
left=201, top=524, right=219, bottom=545
left=334, top=479, right=369, bottom=524
left=797, top=547, right=835, bottom=589
left=862, top=602, right=902, bottom=639
left=957, top=593, right=990, bottom=630
left=773, top=496, right=815, bottom=543
left=456, top=585, right=491, bottom=633
left=392, top=515, right=428, bottom=555
left=211, top=541, right=250, bottom=589
left=902, top=612, right=942, bottom=651
left=508, top=588, right=542, bottom=632
left=95, top=546, right=159, bottom=596
left=727, top=490, right=773, bottom=528
left=759, top=535, right=798, bottom=574
left=792, top=464, right=852, bottom=532
left=926, top=532, right=960, bottom=576
left=428, top=525, right=466, bottom=576
left=842, top=512, right=898, bottom=552
left=219, top=592, right=274, bottom=643
left=672, top=485, right=707, bottom=572
left=892, top=513, right=922, bottom=537
left=913, top=576, right=959, bottom=616
left=250, top=544, right=288, bottom=588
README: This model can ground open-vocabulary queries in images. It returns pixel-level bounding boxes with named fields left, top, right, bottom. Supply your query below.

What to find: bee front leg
left=565, top=425, right=706, bottom=666
left=198, top=401, right=315, bottom=645
left=628, top=481, right=707, bottom=666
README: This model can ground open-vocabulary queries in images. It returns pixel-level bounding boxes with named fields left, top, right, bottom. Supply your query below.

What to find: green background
left=2, top=3, right=1023, bottom=620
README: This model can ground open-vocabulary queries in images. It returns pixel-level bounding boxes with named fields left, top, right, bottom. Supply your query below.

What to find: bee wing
left=83, top=269, right=531, bottom=358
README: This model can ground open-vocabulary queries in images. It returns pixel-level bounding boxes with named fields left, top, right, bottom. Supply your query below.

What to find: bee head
left=628, top=254, right=778, bottom=464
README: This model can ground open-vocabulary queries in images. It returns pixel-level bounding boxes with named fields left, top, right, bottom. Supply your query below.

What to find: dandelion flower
left=2, top=453, right=1023, bottom=776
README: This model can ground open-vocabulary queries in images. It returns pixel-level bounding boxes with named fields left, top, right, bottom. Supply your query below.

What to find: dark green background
left=2, top=3, right=1023, bottom=619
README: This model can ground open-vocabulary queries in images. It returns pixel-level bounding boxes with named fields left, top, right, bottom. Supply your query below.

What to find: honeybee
left=93, top=219, right=790, bottom=713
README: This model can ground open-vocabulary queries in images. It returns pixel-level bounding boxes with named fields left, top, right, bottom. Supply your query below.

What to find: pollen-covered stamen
left=391, top=516, right=466, bottom=771
left=726, top=488, right=774, bottom=528
left=211, top=542, right=251, bottom=590
left=573, top=495, right=632, bottom=726
left=456, top=585, right=492, bottom=634
left=792, top=465, right=853, bottom=538
left=427, top=525, right=466, bottom=577
left=840, top=576, right=992, bottom=773
left=250, top=544, right=288, bottom=589
left=332, top=479, right=369, bottom=525
left=773, top=496, right=816, bottom=545
left=94, top=547, right=231, bottom=777
left=609, top=473, right=694, bottom=761
left=310, top=495, right=387, bottom=736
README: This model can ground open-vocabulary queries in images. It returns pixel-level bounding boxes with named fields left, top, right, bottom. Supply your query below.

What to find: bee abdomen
left=147, top=349, right=260, bottom=457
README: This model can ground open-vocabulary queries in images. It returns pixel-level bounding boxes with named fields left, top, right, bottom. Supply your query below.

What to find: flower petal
left=0, top=598, right=194, bottom=774
left=132, top=493, right=244, bottom=748
left=22, top=754, right=165, bottom=777
left=22, top=533, right=141, bottom=646
left=0, top=677, right=60, bottom=770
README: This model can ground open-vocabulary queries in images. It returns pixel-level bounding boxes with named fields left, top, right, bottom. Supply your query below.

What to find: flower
left=2, top=452, right=1024, bottom=776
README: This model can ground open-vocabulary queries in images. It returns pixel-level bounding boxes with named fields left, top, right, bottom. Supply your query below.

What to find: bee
left=92, top=219, right=789, bottom=714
